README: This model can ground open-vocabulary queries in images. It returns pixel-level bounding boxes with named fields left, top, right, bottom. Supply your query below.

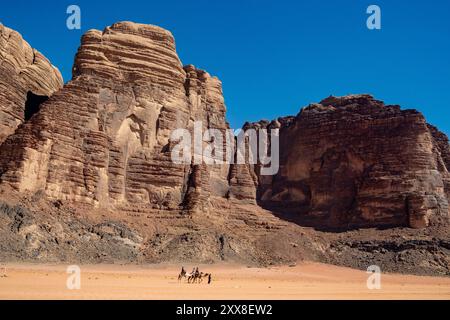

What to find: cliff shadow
left=258, top=201, right=407, bottom=233
left=24, top=91, right=49, bottom=121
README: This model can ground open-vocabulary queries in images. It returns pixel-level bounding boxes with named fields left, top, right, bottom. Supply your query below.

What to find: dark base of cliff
left=0, top=187, right=448, bottom=277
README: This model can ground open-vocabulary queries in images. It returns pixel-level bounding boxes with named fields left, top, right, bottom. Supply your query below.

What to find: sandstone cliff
left=0, top=23, right=448, bottom=230
left=244, top=95, right=450, bottom=229
left=0, top=22, right=449, bottom=275
left=0, top=24, right=63, bottom=144
left=0, top=22, right=229, bottom=214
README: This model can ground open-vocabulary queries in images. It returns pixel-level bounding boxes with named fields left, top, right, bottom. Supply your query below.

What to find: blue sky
left=1, top=0, right=449, bottom=134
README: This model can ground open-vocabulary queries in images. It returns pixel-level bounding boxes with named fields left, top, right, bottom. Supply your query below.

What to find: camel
left=178, top=267, right=212, bottom=284
left=187, top=267, right=200, bottom=283
left=177, top=266, right=187, bottom=281
left=197, top=272, right=212, bottom=284
left=178, top=267, right=196, bottom=282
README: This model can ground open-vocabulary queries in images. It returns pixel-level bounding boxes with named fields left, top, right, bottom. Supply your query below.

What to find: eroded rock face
left=0, top=23, right=448, bottom=232
left=248, top=95, right=450, bottom=229
left=0, top=24, right=63, bottom=144
left=0, top=22, right=229, bottom=212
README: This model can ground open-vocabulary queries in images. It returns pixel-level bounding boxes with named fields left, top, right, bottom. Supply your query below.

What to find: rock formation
left=0, top=22, right=229, bottom=213
left=245, top=95, right=450, bottom=229
left=1, top=22, right=449, bottom=231
left=0, top=22, right=449, bottom=273
left=0, top=24, right=63, bottom=144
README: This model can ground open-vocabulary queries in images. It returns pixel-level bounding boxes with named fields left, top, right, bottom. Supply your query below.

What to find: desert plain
left=0, top=262, right=449, bottom=300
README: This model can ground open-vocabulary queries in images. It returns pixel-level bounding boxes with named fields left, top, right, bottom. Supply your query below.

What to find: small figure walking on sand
left=0, top=266, right=7, bottom=278
left=208, top=273, right=212, bottom=284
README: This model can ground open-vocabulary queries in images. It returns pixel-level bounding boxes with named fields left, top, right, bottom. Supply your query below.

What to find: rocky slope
left=0, top=22, right=449, bottom=276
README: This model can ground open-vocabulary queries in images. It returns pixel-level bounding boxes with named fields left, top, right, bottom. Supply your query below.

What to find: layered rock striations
left=0, top=22, right=229, bottom=213
left=0, top=22, right=448, bottom=236
left=0, top=24, right=63, bottom=144
left=247, top=95, right=450, bottom=229
left=1, top=22, right=450, bottom=274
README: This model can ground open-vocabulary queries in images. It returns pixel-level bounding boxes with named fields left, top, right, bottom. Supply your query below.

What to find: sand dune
left=0, top=262, right=449, bottom=300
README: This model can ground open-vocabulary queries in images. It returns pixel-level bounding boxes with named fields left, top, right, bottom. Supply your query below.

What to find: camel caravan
left=178, top=267, right=212, bottom=284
